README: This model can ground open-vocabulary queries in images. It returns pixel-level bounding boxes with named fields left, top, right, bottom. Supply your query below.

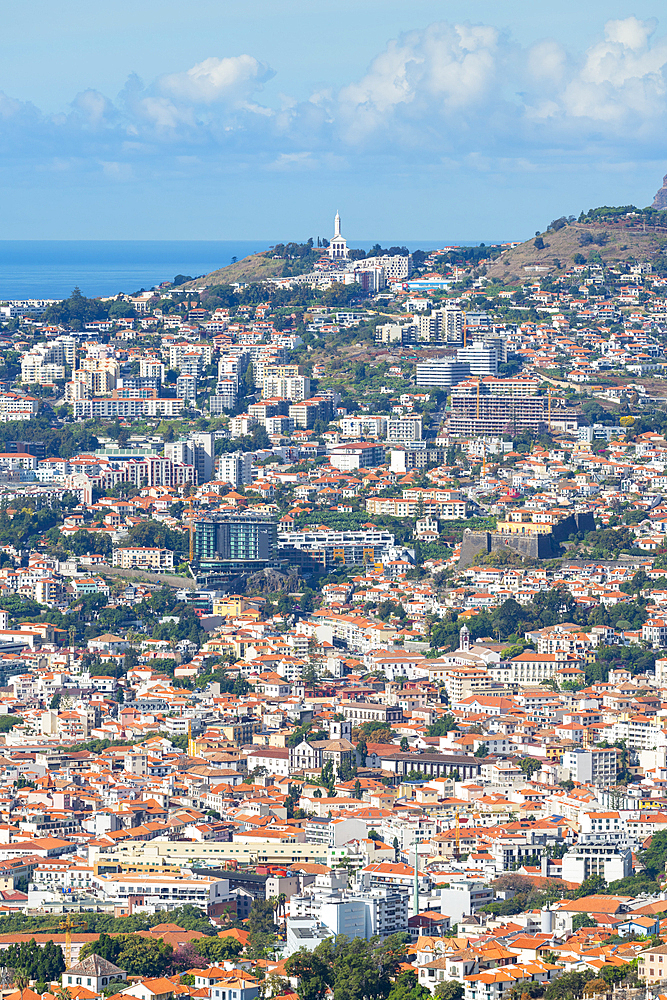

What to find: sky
left=2, top=0, right=667, bottom=241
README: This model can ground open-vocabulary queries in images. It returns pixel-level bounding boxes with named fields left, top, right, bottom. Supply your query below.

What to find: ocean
left=0, top=239, right=483, bottom=301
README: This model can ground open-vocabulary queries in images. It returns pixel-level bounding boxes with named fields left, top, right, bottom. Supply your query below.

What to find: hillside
left=184, top=251, right=283, bottom=288
left=485, top=221, right=667, bottom=280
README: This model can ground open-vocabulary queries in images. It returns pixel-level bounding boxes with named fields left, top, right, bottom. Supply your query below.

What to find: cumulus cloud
left=158, top=55, right=274, bottom=105
left=1, top=19, right=667, bottom=183
left=336, top=22, right=506, bottom=144
left=560, top=17, right=667, bottom=126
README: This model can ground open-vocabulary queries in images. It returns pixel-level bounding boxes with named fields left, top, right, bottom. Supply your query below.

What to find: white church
left=328, top=211, right=349, bottom=261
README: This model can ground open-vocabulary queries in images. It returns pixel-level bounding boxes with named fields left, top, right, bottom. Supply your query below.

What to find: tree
left=171, top=943, right=208, bottom=972
left=285, top=949, right=331, bottom=1000
left=519, top=757, right=541, bottom=779
left=311, top=934, right=408, bottom=1000
left=3, top=940, right=65, bottom=982
left=474, top=743, right=489, bottom=758
left=356, top=720, right=395, bottom=743
left=572, top=913, right=596, bottom=930
left=353, top=779, right=362, bottom=800
left=427, top=716, right=458, bottom=737
left=169, top=904, right=217, bottom=935
left=321, top=760, right=336, bottom=797
left=194, top=937, right=243, bottom=962
left=79, top=936, right=172, bottom=977
left=14, top=972, right=28, bottom=1000
left=246, top=898, right=276, bottom=956
left=400, top=737, right=409, bottom=752
left=492, top=873, right=536, bottom=894
left=544, top=971, right=594, bottom=1000
left=387, top=972, right=432, bottom=1000
left=574, top=874, right=607, bottom=898
left=433, top=984, right=464, bottom=1000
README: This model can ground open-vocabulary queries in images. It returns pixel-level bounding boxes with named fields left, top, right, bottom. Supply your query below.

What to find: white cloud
left=70, top=90, right=117, bottom=128
left=268, top=152, right=317, bottom=171
left=323, top=15, right=667, bottom=160
left=336, top=22, right=504, bottom=143
left=158, top=55, right=274, bottom=105
left=1, top=18, right=667, bottom=186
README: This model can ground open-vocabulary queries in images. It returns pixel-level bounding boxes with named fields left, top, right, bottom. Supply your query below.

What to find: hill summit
left=652, top=175, right=667, bottom=210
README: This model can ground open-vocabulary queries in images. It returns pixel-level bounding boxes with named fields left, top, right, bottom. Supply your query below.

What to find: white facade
left=93, top=872, right=230, bottom=909
left=563, top=748, right=618, bottom=786
left=457, top=343, right=499, bottom=376
left=561, top=833, right=632, bottom=884
left=328, top=212, right=349, bottom=260
left=216, top=452, right=253, bottom=487
left=387, top=417, right=423, bottom=443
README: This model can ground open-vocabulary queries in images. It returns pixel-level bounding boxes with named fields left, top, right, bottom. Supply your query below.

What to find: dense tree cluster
left=80, top=933, right=173, bottom=977
left=285, top=933, right=412, bottom=1000
left=2, top=939, right=64, bottom=982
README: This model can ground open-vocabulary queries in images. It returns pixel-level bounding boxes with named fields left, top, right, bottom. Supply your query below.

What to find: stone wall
left=458, top=511, right=595, bottom=568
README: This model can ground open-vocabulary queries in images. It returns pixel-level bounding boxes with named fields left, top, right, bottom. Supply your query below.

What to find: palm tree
left=15, top=971, right=28, bottom=1000
left=276, top=893, right=287, bottom=922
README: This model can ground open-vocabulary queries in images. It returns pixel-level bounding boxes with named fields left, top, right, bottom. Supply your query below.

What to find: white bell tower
left=329, top=211, right=349, bottom=260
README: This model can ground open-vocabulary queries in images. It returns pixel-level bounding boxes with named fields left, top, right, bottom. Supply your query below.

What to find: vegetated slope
left=486, top=222, right=666, bottom=281
left=185, top=252, right=283, bottom=288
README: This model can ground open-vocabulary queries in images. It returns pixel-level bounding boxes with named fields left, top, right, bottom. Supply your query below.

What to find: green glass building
left=194, top=514, right=277, bottom=579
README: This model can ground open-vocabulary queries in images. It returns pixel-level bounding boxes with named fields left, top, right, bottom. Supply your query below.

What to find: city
left=0, top=203, right=665, bottom=1000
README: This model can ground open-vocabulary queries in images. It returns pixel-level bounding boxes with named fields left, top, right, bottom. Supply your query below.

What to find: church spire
left=334, top=211, right=341, bottom=237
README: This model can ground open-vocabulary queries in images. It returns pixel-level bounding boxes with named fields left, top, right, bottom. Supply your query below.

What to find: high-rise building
left=414, top=306, right=463, bottom=344
left=176, top=375, right=198, bottom=400
left=216, top=452, right=253, bottom=487
left=194, top=514, right=277, bottom=577
left=387, top=416, right=422, bottom=443
left=165, top=432, right=214, bottom=483
left=456, top=343, right=499, bottom=376
left=415, top=359, right=471, bottom=388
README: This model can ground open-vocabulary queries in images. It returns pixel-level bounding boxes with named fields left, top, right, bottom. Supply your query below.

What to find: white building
left=387, top=417, right=422, bottom=444
left=563, top=747, right=618, bottom=786
left=165, top=432, right=214, bottom=482
left=288, top=885, right=407, bottom=945
left=561, top=832, right=632, bottom=884
left=216, top=451, right=253, bottom=487
left=328, top=212, right=349, bottom=261
left=457, top=343, right=499, bottom=376
left=63, top=956, right=127, bottom=992
left=92, top=871, right=231, bottom=910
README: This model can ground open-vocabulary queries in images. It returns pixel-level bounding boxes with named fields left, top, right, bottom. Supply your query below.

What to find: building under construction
left=448, top=381, right=548, bottom=436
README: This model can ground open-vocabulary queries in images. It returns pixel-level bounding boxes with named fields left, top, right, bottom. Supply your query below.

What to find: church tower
left=329, top=211, right=349, bottom=260
left=460, top=625, right=470, bottom=653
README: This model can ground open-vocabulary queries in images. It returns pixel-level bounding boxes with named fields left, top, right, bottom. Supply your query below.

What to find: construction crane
left=187, top=718, right=196, bottom=758
left=58, top=915, right=88, bottom=969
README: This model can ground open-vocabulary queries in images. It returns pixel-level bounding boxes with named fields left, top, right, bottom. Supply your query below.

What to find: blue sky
left=3, top=0, right=667, bottom=241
